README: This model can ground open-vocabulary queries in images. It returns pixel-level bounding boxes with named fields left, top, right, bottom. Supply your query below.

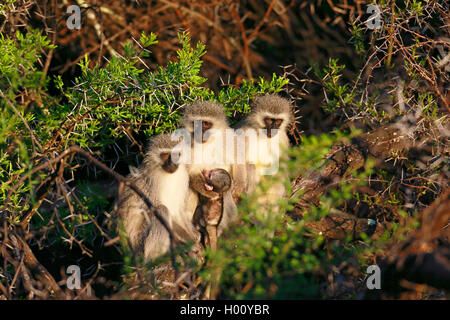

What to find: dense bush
left=0, top=0, right=448, bottom=300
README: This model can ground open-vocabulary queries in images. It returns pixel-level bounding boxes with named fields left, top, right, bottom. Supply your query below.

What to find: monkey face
left=202, top=170, right=215, bottom=191
left=263, top=117, right=283, bottom=138
left=202, top=121, right=212, bottom=132
left=160, top=152, right=178, bottom=173
left=202, top=169, right=231, bottom=193
left=192, top=120, right=213, bottom=144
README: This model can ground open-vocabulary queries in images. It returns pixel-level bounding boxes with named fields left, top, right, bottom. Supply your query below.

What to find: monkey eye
left=275, top=119, right=282, bottom=124
left=202, top=121, right=212, bottom=129
left=264, top=118, right=273, bottom=125
left=160, top=152, right=170, bottom=161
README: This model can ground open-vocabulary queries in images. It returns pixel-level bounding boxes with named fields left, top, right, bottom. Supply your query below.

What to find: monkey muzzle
left=161, top=154, right=178, bottom=173
left=266, top=128, right=279, bottom=138
left=202, top=169, right=215, bottom=191
left=264, top=117, right=282, bottom=138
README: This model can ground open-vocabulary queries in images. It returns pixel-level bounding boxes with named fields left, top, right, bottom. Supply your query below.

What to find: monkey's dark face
left=193, top=120, right=213, bottom=144
left=202, top=120, right=212, bottom=132
left=202, top=169, right=231, bottom=193
left=263, top=117, right=283, bottom=138
left=160, top=152, right=178, bottom=173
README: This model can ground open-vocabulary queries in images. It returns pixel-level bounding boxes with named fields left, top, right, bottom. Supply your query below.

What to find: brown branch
left=2, top=145, right=178, bottom=271
left=10, top=233, right=65, bottom=298
left=371, top=190, right=450, bottom=297
left=230, top=5, right=252, bottom=79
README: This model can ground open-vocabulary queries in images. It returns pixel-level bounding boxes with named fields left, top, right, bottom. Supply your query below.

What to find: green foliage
left=0, top=0, right=17, bottom=16
left=1, top=29, right=289, bottom=274
left=0, top=29, right=56, bottom=224
left=317, top=59, right=356, bottom=113
left=51, top=31, right=287, bottom=149
left=1, top=14, right=444, bottom=299
left=196, top=131, right=385, bottom=299
left=0, top=29, right=55, bottom=96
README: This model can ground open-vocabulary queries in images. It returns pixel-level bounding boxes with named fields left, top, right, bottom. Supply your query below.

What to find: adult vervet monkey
left=117, top=134, right=201, bottom=262
left=179, top=101, right=230, bottom=171
left=179, top=101, right=241, bottom=229
left=233, top=94, right=293, bottom=212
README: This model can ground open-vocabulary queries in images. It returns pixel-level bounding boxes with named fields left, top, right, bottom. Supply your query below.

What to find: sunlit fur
left=190, top=168, right=237, bottom=239
left=117, top=134, right=200, bottom=262
left=180, top=101, right=230, bottom=133
left=233, top=94, right=293, bottom=207
left=244, top=94, right=292, bottom=137
left=180, top=101, right=231, bottom=172
left=180, top=101, right=239, bottom=237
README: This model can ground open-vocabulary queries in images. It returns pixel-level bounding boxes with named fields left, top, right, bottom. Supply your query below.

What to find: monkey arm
left=230, top=164, right=247, bottom=202
left=217, top=190, right=238, bottom=237
left=117, top=188, right=152, bottom=255
left=202, top=199, right=222, bottom=226
left=206, top=225, right=217, bottom=251
left=141, top=204, right=172, bottom=261
left=141, top=204, right=203, bottom=262
left=245, top=163, right=258, bottom=194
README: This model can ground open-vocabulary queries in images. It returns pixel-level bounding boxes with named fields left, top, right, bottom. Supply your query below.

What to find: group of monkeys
left=117, top=94, right=292, bottom=262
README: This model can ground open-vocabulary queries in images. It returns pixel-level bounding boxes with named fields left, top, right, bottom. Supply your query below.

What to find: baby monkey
left=192, top=168, right=236, bottom=251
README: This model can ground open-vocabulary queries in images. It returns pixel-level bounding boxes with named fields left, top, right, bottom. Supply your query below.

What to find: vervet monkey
left=117, top=134, right=201, bottom=262
left=179, top=100, right=230, bottom=170
left=179, top=101, right=240, bottom=229
left=191, top=168, right=237, bottom=250
left=233, top=94, right=292, bottom=211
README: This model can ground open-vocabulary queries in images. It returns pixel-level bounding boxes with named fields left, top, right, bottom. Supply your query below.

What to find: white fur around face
left=189, top=129, right=231, bottom=173
left=156, top=165, right=190, bottom=228
left=244, top=126, right=288, bottom=164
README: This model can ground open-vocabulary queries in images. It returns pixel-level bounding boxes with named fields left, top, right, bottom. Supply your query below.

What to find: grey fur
left=232, top=94, right=292, bottom=201
left=180, top=101, right=239, bottom=239
left=239, top=94, right=293, bottom=130
left=179, top=100, right=230, bottom=132
left=117, top=133, right=201, bottom=262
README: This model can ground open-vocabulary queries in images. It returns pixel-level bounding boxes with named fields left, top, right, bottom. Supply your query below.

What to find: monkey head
left=202, top=168, right=232, bottom=194
left=246, top=94, right=292, bottom=138
left=143, top=134, right=183, bottom=173
left=180, top=101, right=229, bottom=144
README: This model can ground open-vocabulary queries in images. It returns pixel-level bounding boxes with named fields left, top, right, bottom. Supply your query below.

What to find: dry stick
left=426, top=55, right=450, bottom=112
left=158, top=0, right=224, bottom=33
left=3, top=146, right=178, bottom=272
left=386, top=1, right=396, bottom=68
left=0, top=280, right=7, bottom=297
left=247, top=0, right=275, bottom=44
left=73, top=263, right=101, bottom=300
left=11, top=233, right=65, bottom=298
left=1, top=221, right=12, bottom=299
left=59, top=25, right=132, bottom=73
left=40, top=0, right=57, bottom=83
left=230, top=6, right=252, bottom=79
left=203, top=55, right=236, bottom=74
left=8, top=253, right=25, bottom=293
